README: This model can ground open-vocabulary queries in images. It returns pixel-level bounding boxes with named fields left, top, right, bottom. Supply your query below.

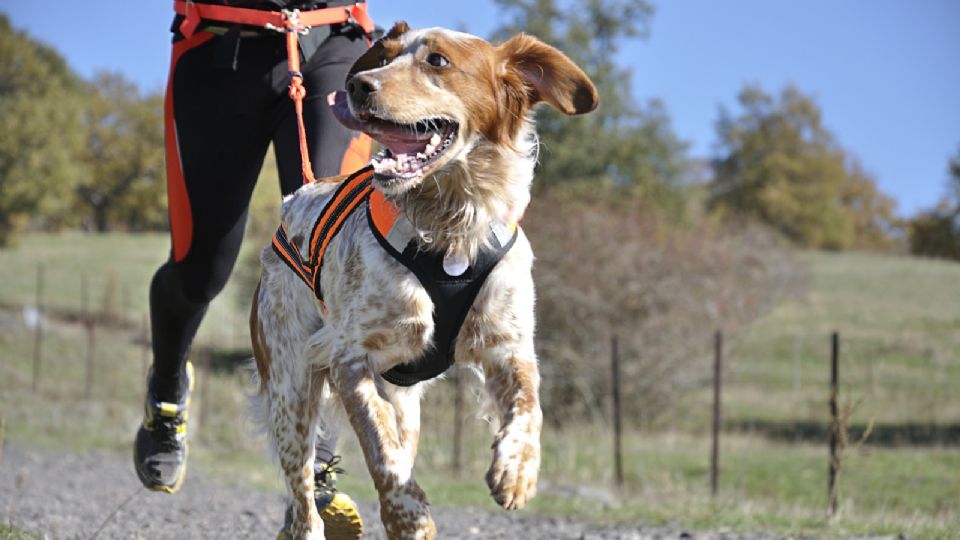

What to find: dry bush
left=523, top=195, right=807, bottom=427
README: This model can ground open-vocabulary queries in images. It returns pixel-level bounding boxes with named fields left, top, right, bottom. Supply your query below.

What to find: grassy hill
left=0, top=235, right=958, bottom=538
left=726, top=250, right=960, bottom=427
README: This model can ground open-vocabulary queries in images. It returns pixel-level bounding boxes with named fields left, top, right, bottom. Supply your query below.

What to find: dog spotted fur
left=251, top=22, right=597, bottom=540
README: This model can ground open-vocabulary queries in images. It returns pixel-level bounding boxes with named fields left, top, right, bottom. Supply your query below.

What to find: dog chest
left=272, top=166, right=518, bottom=384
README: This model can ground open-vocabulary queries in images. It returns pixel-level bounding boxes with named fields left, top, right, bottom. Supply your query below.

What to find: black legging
left=150, top=23, right=369, bottom=402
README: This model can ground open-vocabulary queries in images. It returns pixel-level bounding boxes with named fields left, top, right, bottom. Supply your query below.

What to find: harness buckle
left=284, top=9, right=310, bottom=35
left=179, top=0, right=201, bottom=39
left=345, top=7, right=359, bottom=28
left=264, top=9, right=309, bottom=34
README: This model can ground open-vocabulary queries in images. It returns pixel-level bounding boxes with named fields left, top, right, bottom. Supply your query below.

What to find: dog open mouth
left=329, top=91, right=458, bottom=187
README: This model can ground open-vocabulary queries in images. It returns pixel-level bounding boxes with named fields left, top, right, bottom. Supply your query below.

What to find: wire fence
left=4, top=268, right=958, bottom=523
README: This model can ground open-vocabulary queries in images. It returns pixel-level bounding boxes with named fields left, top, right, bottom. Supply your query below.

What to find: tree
left=710, top=85, right=898, bottom=250
left=492, top=0, right=690, bottom=214
left=74, top=72, right=166, bottom=232
left=949, top=145, right=960, bottom=204
left=0, top=15, right=85, bottom=246
left=909, top=145, right=960, bottom=260
left=841, top=159, right=900, bottom=251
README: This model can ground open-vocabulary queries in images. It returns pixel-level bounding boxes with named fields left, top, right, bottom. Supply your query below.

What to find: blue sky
left=5, top=0, right=959, bottom=216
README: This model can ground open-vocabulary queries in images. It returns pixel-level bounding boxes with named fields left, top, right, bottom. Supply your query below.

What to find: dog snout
left=347, top=74, right=381, bottom=105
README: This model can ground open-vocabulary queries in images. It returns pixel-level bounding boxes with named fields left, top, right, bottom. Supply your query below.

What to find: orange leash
left=282, top=13, right=317, bottom=183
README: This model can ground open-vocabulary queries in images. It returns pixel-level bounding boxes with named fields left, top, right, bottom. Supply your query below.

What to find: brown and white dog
left=250, top=22, right=597, bottom=540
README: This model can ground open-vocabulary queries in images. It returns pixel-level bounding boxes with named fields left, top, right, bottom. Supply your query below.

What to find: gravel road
left=1, top=445, right=794, bottom=540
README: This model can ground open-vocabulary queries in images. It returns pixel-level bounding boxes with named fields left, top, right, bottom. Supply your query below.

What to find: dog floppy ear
left=498, top=33, right=599, bottom=115
left=347, top=21, right=411, bottom=80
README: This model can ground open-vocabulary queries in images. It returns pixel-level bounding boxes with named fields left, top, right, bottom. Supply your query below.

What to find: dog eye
left=425, top=52, right=449, bottom=68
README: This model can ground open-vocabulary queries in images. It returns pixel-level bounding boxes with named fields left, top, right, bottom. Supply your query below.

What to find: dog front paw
left=486, top=427, right=541, bottom=510
left=379, top=481, right=436, bottom=539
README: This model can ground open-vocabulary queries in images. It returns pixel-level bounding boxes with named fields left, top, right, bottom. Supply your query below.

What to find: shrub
left=524, top=195, right=806, bottom=427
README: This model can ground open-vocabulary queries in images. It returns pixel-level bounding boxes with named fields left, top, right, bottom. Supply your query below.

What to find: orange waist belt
left=173, top=1, right=375, bottom=39
left=173, top=0, right=375, bottom=184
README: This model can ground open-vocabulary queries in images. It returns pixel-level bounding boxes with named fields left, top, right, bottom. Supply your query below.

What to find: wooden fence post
left=121, top=283, right=131, bottom=325
left=611, top=334, right=623, bottom=487
left=827, top=331, right=840, bottom=519
left=711, top=329, right=723, bottom=497
left=452, top=365, right=464, bottom=476
left=83, top=274, right=96, bottom=399
left=792, top=333, right=803, bottom=392
left=32, top=265, right=45, bottom=393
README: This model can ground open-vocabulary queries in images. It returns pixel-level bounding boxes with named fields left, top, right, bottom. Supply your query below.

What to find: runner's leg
left=151, top=33, right=282, bottom=402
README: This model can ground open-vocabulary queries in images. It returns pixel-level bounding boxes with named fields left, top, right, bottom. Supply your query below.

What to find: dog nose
left=346, top=75, right=381, bottom=102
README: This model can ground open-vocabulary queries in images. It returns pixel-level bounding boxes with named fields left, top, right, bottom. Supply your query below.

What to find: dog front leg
left=331, top=357, right=435, bottom=540
left=386, top=384, right=423, bottom=470
left=481, top=353, right=543, bottom=510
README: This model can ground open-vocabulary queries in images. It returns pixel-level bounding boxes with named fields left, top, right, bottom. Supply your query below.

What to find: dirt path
left=1, top=445, right=784, bottom=540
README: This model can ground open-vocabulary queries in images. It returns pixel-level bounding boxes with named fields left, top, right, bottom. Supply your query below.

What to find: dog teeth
left=429, top=133, right=441, bottom=146
left=372, top=148, right=434, bottom=179
left=373, top=157, right=397, bottom=173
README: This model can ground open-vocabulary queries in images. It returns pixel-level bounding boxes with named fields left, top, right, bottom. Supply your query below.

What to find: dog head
left=330, top=23, right=598, bottom=196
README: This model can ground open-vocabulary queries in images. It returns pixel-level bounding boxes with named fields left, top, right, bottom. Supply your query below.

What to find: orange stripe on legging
left=165, top=31, right=215, bottom=262
left=339, top=133, right=373, bottom=176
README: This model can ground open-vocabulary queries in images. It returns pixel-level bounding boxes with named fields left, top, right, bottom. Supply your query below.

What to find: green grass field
left=1, top=234, right=958, bottom=538
left=0, top=523, right=39, bottom=540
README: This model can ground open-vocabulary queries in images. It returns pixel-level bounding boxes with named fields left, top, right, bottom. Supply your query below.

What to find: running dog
left=251, top=22, right=597, bottom=540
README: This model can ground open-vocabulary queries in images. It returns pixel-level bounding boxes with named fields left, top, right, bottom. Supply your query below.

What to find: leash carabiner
left=265, top=9, right=311, bottom=35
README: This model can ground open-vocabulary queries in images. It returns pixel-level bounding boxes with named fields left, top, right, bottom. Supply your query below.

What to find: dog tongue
left=328, top=91, right=432, bottom=156
left=328, top=91, right=367, bottom=132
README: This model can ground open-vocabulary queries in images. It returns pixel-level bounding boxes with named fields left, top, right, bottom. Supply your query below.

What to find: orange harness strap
left=272, top=167, right=375, bottom=305
left=173, top=1, right=374, bottom=184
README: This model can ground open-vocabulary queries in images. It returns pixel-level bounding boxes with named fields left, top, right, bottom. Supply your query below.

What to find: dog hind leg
left=268, top=365, right=326, bottom=539
left=253, top=288, right=326, bottom=537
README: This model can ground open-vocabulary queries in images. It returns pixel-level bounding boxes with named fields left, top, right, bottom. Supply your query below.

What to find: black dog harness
left=272, top=166, right=518, bottom=386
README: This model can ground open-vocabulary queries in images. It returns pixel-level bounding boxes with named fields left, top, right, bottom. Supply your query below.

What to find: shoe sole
left=134, top=361, right=195, bottom=495
left=134, top=443, right=189, bottom=494
left=276, top=493, right=364, bottom=540
left=320, top=493, right=364, bottom=540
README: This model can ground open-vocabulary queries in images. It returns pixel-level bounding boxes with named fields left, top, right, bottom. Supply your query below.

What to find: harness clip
left=179, top=0, right=201, bottom=39
left=345, top=7, right=359, bottom=28
left=284, top=9, right=310, bottom=35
